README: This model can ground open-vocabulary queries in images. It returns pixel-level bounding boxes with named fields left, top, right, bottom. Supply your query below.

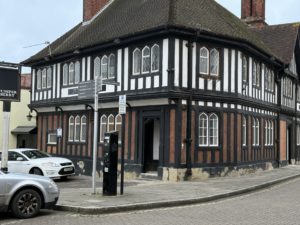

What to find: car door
left=8, top=151, right=31, bottom=174
left=0, top=173, right=6, bottom=206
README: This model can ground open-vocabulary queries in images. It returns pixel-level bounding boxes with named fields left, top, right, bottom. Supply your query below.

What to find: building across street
left=22, top=0, right=300, bottom=181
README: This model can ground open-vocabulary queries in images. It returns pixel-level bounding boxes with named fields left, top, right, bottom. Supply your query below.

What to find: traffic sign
left=119, top=95, right=126, bottom=114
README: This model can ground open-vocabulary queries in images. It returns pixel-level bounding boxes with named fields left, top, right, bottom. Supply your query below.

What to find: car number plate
left=64, top=167, right=73, bottom=172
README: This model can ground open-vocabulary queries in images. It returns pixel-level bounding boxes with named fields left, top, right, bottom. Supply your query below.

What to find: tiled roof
left=252, top=23, right=300, bottom=64
left=23, top=0, right=277, bottom=64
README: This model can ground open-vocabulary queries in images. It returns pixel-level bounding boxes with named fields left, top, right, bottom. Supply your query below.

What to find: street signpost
left=79, top=76, right=121, bottom=194
left=119, top=95, right=126, bottom=195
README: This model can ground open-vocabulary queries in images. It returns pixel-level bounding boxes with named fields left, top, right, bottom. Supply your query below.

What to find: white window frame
left=209, top=113, right=219, bottom=146
left=142, top=46, right=150, bottom=74
left=151, top=44, right=160, bottom=72
left=42, top=68, right=47, bottom=89
left=94, top=57, right=101, bottom=79
left=252, top=118, right=260, bottom=146
left=133, top=48, right=141, bottom=75
left=242, top=116, right=247, bottom=146
left=210, top=48, right=219, bottom=76
left=80, top=116, right=87, bottom=142
left=75, top=61, right=80, bottom=84
left=252, top=62, right=257, bottom=87
left=37, top=69, right=42, bottom=90
left=68, top=116, right=75, bottom=141
left=47, top=133, right=57, bottom=145
left=100, top=115, right=107, bottom=143
left=242, top=56, right=248, bottom=83
left=108, top=114, right=115, bottom=132
left=47, top=67, right=52, bottom=88
left=74, top=115, right=81, bottom=142
left=69, top=62, right=75, bottom=85
left=199, top=113, right=208, bottom=146
left=101, top=55, right=108, bottom=80
left=108, top=54, right=116, bottom=79
left=63, top=64, right=68, bottom=86
left=200, top=47, right=209, bottom=75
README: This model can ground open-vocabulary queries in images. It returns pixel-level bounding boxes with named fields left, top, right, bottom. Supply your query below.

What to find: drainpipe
left=185, top=41, right=193, bottom=178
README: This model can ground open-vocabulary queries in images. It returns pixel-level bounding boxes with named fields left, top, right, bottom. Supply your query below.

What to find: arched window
left=108, top=114, right=115, bottom=132
left=200, top=47, right=209, bottom=74
left=210, top=49, right=219, bottom=76
left=252, top=62, right=257, bottom=86
left=100, top=115, right=107, bottom=142
left=199, top=113, right=208, bottom=146
left=209, top=113, right=219, bottom=146
left=69, top=62, right=75, bottom=85
left=252, top=118, right=260, bottom=146
left=68, top=116, right=75, bottom=141
left=270, top=121, right=274, bottom=146
left=265, top=120, right=269, bottom=146
left=142, top=46, right=150, bottom=73
left=63, top=64, right=68, bottom=85
left=256, top=63, right=261, bottom=87
left=101, top=55, right=108, bottom=80
left=115, top=114, right=122, bottom=143
left=42, top=69, right=47, bottom=89
left=74, top=116, right=81, bottom=141
left=242, top=116, right=247, bottom=146
left=133, top=48, right=141, bottom=75
left=94, top=57, right=101, bottom=78
left=46, top=67, right=52, bottom=88
left=108, top=54, right=116, bottom=79
left=151, top=44, right=160, bottom=72
left=80, top=116, right=87, bottom=142
left=36, top=69, right=42, bottom=90
left=75, top=61, right=80, bottom=84
left=242, top=56, right=248, bottom=82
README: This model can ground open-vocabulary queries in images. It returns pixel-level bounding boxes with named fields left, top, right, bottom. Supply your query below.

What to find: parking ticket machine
left=102, top=131, right=118, bottom=196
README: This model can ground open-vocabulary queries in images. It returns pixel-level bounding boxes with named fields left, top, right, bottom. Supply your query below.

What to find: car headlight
left=42, top=162, right=60, bottom=167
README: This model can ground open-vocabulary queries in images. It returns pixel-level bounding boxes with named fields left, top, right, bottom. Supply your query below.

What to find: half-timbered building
left=23, top=0, right=300, bottom=181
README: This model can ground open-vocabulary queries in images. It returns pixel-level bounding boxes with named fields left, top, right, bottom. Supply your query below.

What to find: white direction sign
left=119, top=95, right=126, bottom=115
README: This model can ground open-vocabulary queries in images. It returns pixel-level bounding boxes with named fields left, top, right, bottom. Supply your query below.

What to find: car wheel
left=31, top=168, right=43, bottom=176
left=11, top=189, right=42, bottom=219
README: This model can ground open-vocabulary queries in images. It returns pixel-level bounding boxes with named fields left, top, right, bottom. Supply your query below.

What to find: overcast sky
left=0, top=0, right=299, bottom=73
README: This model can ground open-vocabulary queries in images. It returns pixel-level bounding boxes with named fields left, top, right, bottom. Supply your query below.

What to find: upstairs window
left=94, top=54, right=116, bottom=80
left=42, top=69, right=47, bottom=89
left=142, top=46, right=151, bottom=73
left=133, top=44, right=160, bottom=75
left=63, top=61, right=81, bottom=86
left=108, top=54, right=116, bottom=79
left=151, top=44, right=160, bottom=72
left=199, top=47, right=219, bottom=77
left=265, top=69, right=275, bottom=92
left=36, top=67, right=52, bottom=90
left=63, top=64, right=68, bottom=86
left=242, top=56, right=248, bottom=83
left=283, top=77, right=293, bottom=98
left=101, top=55, right=108, bottom=79
left=37, top=69, right=42, bottom=90
left=47, top=68, right=52, bottom=88
left=252, top=62, right=261, bottom=87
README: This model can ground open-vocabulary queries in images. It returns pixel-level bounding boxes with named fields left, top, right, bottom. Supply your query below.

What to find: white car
left=0, top=149, right=75, bottom=179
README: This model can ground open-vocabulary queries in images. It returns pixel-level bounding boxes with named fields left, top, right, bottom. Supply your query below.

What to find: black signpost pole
left=120, top=113, right=125, bottom=195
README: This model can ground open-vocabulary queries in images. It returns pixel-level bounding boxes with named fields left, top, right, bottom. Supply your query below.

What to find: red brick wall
left=169, top=109, right=176, bottom=164
left=241, top=0, right=265, bottom=19
left=280, top=120, right=287, bottom=161
left=83, top=0, right=109, bottom=21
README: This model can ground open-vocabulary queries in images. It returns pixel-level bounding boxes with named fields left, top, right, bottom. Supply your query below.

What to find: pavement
left=54, top=165, right=300, bottom=214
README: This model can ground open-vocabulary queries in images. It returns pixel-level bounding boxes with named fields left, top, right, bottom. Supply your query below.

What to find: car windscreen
left=21, top=150, right=50, bottom=159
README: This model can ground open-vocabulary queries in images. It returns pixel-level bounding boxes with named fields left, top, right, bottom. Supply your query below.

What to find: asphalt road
left=1, top=177, right=300, bottom=225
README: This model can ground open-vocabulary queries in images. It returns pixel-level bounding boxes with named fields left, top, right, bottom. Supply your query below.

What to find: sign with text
left=0, top=67, right=20, bottom=101
left=119, top=95, right=126, bottom=115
